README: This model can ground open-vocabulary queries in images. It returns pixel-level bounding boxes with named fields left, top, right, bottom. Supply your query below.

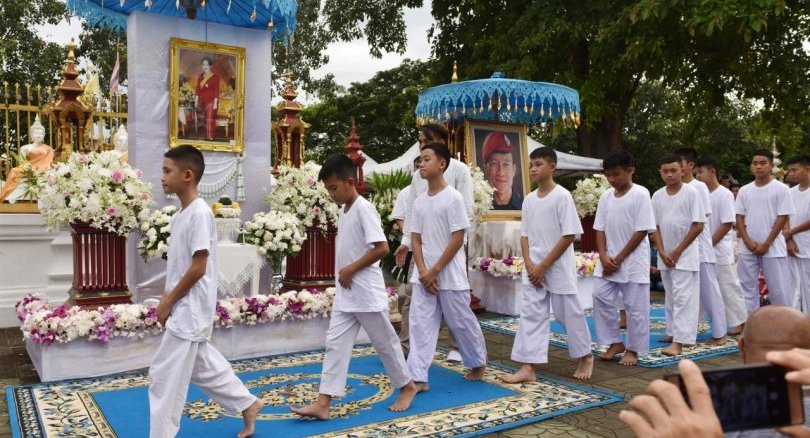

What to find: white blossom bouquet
left=137, top=206, right=178, bottom=261
left=243, top=210, right=306, bottom=270
left=266, top=162, right=339, bottom=233
left=470, top=164, right=495, bottom=223
left=575, top=251, right=600, bottom=277
left=370, top=187, right=401, bottom=242
left=572, top=173, right=610, bottom=218
left=471, top=256, right=524, bottom=280
left=38, top=151, right=153, bottom=235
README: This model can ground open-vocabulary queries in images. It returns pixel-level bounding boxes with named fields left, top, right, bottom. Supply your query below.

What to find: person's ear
left=183, top=168, right=194, bottom=182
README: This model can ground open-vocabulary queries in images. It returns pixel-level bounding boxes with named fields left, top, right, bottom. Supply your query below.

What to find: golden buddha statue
left=0, top=116, right=55, bottom=203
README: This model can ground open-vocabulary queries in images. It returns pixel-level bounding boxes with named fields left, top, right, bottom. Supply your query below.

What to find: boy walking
left=592, top=151, right=656, bottom=367
left=408, top=142, right=487, bottom=391
left=292, top=155, right=416, bottom=419
left=785, top=154, right=810, bottom=314
left=695, top=156, right=747, bottom=334
left=502, top=147, right=594, bottom=382
left=651, top=153, right=706, bottom=356
left=150, top=145, right=262, bottom=438
left=736, top=149, right=796, bottom=312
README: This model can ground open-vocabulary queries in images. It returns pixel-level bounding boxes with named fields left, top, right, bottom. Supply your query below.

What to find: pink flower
left=135, top=169, right=143, bottom=178
left=306, top=176, right=315, bottom=187
left=107, top=207, right=118, bottom=216
left=313, top=206, right=322, bottom=215
left=78, top=154, right=89, bottom=163
left=111, top=170, right=123, bottom=184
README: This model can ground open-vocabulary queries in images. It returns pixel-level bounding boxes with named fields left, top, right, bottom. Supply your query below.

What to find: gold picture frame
left=464, top=119, right=530, bottom=221
left=169, top=38, right=246, bottom=153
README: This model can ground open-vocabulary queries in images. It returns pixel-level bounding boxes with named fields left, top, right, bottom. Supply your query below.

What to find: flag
left=109, top=52, right=120, bottom=96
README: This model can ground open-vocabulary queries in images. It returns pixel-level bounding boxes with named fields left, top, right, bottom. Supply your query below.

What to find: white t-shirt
left=790, top=185, right=810, bottom=259
left=391, top=185, right=411, bottom=221
left=735, top=179, right=795, bottom=258
left=520, top=185, right=583, bottom=294
left=708, top=185, right=737, bottom=265
left=652, top=184, right=706, bottom=272
left=165, top=198, right=218, bottom=342
left=402, top=158, right=473, bottom=248
left=333, top=196, right=390, bottom=312
left=410, top=186, right=470, bottom=291
left=689, top=179, right=717, bottom=264
left=593, top=184, right=656, bottom=283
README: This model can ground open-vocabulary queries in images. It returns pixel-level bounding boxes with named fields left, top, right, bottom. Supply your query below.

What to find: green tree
left=76, top=24, right=127, bottom=93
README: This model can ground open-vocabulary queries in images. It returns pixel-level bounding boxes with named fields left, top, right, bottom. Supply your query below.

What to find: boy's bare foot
left=573, top=354, right=594, bottom=380
left=464, top=365, right=486, bottom=380
left=237, top=399, right=263, bottom=438
left=291, top=394, right=331, bottom=420
left=658, top=336, right=673, bottom=343
left=500, top=364, right=536, bottom=384
left=389, top=381, right=418, bottom=412
left=706, top=335, right=727, bottom=346
left=661, top=342, right=683, bottom=356
left=618, top=309, right=627, bottom=329
left=727, top=324, right=744, bottom=336
left=598, top=342, right=626, bottom=361
left=618, top=350, right=639, bottom=366
left=414, top=382, right=430, bottom=393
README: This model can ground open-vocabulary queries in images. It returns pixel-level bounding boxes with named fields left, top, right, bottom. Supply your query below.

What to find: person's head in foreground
left=419, top=142, right=451, bottom=181
left=418, top=123, right=449, bottom=146
left=528, top=146, right=556, bottom=184
left=786, top=154, right=810, bottom=186
left=318, top=154, right=358, bottom=206
left=750, top=149, right=775, bottom=182
left=658, top=153, right=684, bottom=188
left=162, top=145, right=205, bottom=195
left=602, top=150, right=635, bottom=192
left=675, top=147, right=699, bottom=180
left=695, top=155, right=722, bottom=186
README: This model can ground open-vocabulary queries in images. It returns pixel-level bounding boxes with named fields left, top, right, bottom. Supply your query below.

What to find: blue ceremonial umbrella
left=66, top=0, right=297, bottom=39
left=416, top=71, right=581, bottom=127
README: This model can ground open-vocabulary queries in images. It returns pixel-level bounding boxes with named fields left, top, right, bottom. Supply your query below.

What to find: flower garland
left=17, top=289, right=398, bottom=346
left=571, top=174, right=610, bottom=218
left=137, top=206, right=177, bottom=261
left=470, top=252, right=600, bottom=280
left=38, top=151, right=153, bottom=235
left=243, top=210, right=306, bottom=270
left=266, top=162, right=339, bottom=233
left=469, top=164, right=495, bottom=223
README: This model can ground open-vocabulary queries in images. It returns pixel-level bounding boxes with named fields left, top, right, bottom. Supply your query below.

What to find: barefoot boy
left=150, top=145, right=262, bottom=438
left=407, top=142, right=488, bottom=391
left=592, top=151, right=656, bottom=366
left=736, top=149, right=796, bottom=312
left=292, top=154, right=416, bottom=419
left=785, top=154, right=810, bottom=314
left=651, top=153, right=706, bottom=356
left=502, top=147, right=594, bottom=382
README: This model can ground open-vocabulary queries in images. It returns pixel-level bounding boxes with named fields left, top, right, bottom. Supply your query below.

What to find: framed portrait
left=169, top=38, right=246, bottom=153
left=464, top=119, right=530, bottom=221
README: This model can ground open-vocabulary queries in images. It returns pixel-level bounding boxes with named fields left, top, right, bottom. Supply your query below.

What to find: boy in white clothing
left=592, top=151, right=656, bottom=367
left=150, top=145, right=262, bottom=438
left=292, top=155, right=416, bottom=419
left=736, top=149, right=796, bottom=312
left=695, top=156, right=747, bottom=335
left=651, top=153, right=706, bottom=356
left=502, top=147, right=594, bottom=382
left=785, top=154, right=810, bottom=315
left=407, top=142, right=488, bottom=391
left=673, top=148, right=727, bottom=345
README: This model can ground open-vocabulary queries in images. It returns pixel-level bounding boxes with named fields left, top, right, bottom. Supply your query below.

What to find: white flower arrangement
left=266, top=162, right=339, bottom=233
left=37, top=151, right=153, bottom=235
left=243, top=210, right=306, bottom=269
left=369, top=187, right=401, bottom=242
left=469, top=164, right=495, bottom=223
left=572, top=173, right=610, bottom=218
left=137, top=206, right=178, bottom=261
left=471, top=256, right=524, bottom=280
left=16, top=289, right=398, bottom=346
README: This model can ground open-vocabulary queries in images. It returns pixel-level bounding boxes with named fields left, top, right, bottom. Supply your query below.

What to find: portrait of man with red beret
left=480, top=130, right=524, bottom=210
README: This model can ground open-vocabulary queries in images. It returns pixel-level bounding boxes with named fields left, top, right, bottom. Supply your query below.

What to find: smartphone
left=664, top=363, right=804, bottom=432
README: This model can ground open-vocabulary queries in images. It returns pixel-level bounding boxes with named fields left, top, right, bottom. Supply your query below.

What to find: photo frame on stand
left=464, top=119, right=530, bottom=221
left=169, top=38, right=245, bottom=153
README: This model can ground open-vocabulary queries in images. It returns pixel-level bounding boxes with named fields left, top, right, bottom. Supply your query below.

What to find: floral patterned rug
left=479, top=304, right=740, bottom=368
left=7, top=345, right=622, bottom=437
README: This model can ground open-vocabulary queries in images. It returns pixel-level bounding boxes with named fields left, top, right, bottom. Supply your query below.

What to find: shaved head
left=739, top=306, right=810, bottom=364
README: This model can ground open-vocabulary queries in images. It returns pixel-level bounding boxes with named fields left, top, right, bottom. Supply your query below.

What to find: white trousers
left=320, top=310, right=410, bottom=397
left=593, top=279, right=650, bottom=354
left=716, top=263, right=748, bottom=327
left=661, top=269, right=700, bottom=345
left=407, top=285, right=487, bottom=383
left=737, top=254, right=795, bottom=313
left=512, top=284, right=592, bottom=364
left=698, top=263, right=727, bottom=338
left=790, top=257, right=810, bottom=315
left=148, top=331, right=257, bottom=438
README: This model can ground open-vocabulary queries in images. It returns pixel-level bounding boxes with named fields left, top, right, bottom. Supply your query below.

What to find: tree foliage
left=76, top=24, right=127, bottom=92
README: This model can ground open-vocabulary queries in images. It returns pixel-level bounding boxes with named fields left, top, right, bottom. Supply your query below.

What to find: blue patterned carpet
left=7, top=345, right=622, bottom=437
left=479, top=304, right=739, bottom=368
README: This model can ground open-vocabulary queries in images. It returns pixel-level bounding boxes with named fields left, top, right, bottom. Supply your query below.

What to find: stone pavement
left=0, top=292, right=742, bottom=437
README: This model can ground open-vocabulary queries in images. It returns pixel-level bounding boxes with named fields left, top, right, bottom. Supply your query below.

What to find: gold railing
left=1, top=81, right=128, bottom=180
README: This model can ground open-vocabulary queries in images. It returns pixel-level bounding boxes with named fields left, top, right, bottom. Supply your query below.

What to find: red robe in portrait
left=196, top=72, right=220, bottom=139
